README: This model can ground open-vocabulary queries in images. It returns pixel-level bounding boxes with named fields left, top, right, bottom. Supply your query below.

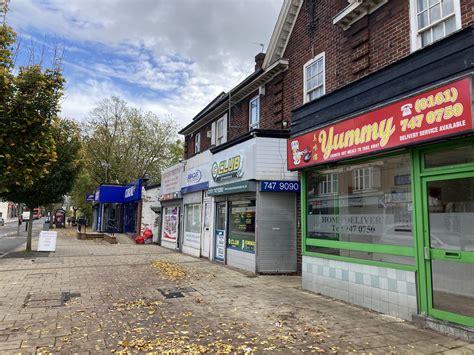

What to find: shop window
left=194, top=132, right=201, bottom=154
left=228, top=200, right=256, bottom=253
left=306, top=154, right=414, bottom=265
left=352, top=167, right=381, bottom=192
left=249, top=95, right=260, bottom=129
left=424, top=144, right=474, bottom=169
left=410, top=0, right=461, bottom=50
left=185, top=204, right=201, bottom=234
left=319, top=173, right=338, bottom=195
left=303, top=53, right=325, bottom=103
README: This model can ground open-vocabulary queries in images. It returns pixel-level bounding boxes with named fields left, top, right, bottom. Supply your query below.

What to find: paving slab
left=0, top=228, right=470, bottom=354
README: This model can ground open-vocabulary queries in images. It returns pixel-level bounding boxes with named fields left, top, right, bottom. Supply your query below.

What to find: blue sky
left=8, top=0, right=282, bottom=128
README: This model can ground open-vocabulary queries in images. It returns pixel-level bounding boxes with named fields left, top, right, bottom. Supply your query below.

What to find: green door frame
left=412, top=138, right=474, bottom=327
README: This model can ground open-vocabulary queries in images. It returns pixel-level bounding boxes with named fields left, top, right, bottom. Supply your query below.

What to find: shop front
left=159, top=163, right=184, bottom=250
left=181, top=151, right=211, bottom=258
left=209, top=135, right=299, bottom=273
left=92, top=184, right=125, bottom=233
left=289, top=75, right=474, bottom=326
left=123, top=178, right=143, bottom=235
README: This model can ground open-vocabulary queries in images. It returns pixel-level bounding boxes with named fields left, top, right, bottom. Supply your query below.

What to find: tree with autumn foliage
left=0, top=24, right=64, bottom=195
left=1, top=118, right=82, bottom=250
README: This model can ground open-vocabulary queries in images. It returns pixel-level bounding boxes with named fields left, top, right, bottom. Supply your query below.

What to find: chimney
left=255, top=53, right=265, bottom=71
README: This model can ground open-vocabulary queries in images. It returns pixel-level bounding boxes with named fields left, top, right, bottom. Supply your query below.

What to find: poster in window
left=228, top=201, right=256, bottom=253
left=162, top=206, right=179, bottom=242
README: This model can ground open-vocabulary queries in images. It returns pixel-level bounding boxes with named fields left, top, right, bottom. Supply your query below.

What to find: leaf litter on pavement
left=23, top=266, right=350, bottom=355
left=151, top=260, right=188, bottom=280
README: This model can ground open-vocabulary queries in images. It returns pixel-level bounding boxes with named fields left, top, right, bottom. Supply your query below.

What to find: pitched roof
left=262, top=0, right=303, bottom=69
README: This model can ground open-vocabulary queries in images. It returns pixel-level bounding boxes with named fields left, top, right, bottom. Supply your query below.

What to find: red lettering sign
left=287, top=77, right=473, bottom=170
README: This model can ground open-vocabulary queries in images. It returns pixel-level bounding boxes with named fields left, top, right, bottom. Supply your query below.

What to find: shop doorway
left=201, top=201, right=211, bottom=258
left=214, top=202, right=227, bottom=262
left=422, top=173, right=474, bottom=327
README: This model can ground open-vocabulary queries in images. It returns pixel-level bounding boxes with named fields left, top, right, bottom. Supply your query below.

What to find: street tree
left=83, top=96, right=182, bottom=185
left=0, top=25, right=64, bottom=194
left=69, top=169, right=96, bottom=222
left=1, top=118, right=82, bottom=250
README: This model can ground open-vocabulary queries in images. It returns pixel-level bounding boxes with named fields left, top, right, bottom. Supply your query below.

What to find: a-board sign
left=37, top=231, right=57, bottom=252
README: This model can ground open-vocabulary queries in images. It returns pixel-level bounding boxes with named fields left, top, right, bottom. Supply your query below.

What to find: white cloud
left=8, top=0, right=283, bottom=128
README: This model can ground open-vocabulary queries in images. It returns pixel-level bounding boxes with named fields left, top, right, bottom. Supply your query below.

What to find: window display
left=306, top=154, right=414, bottom=265
left=184, top=204, right=201, bottom=249
left=228, top=200, right=256, bottom=253
left=185, top=204, right=201, bottom=234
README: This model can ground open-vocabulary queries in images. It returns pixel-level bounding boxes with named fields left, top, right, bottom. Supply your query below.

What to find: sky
left=7, top=0, right=283, bottom=129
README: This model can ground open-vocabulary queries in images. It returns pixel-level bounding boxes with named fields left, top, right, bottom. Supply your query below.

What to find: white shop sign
left=209, top=139, right=256, bottom=188
left=37, top=231, right=57, bottom=252
left=161, top=163, right=184, bottom=194
left=181, top=164, right=210, bottom=193
left=308, top=214, right=395, bottom=236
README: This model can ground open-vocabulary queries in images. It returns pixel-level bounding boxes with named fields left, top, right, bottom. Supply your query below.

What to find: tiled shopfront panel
left=302, top=256, right=417, bottom=321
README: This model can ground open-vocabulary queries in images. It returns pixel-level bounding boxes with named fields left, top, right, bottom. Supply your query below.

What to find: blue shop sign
left=85, top=193, right=95, bottom=201
left=124, top=179, right=142, bottom=202
left=95, top=185, right=125, bottom=203
left=259, top=180, right=300, bottom=193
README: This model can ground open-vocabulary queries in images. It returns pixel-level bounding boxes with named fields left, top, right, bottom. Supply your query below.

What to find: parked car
left=0, top=217, right=4, bottom=226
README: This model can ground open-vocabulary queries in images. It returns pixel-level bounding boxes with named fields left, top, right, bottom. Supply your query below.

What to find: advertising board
left=288, top=78, right=473, bottom=170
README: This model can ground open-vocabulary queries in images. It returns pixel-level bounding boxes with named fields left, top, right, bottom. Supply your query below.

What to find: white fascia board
left=333, top=0, right=388, bottom=31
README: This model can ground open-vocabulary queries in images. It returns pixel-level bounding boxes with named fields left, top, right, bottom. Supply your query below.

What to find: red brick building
left=177, top=0, right=474, bottom=330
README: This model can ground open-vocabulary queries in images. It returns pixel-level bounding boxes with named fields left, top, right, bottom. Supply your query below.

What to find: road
left=0, top=218, right=44, bottom=256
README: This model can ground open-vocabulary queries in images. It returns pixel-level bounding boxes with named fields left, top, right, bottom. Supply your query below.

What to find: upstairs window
left=304, top=53, right=325, bottom=103
left=216, top=117, right=225, bottom=145
left=194, top=132, right=200, bottom=154
left=211, top=114, right=227, bottom=146
left=411, top=0, right=461, bottom=50
left=249, top=96, right=260, bottom=129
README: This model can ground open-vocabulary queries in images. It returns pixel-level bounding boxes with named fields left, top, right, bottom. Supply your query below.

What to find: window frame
left=303, top=52, right=325, bottom=104
left=409, top=0, right=462, bottom=52
left=194, top=132, right=201, bottom=154
left=185, top=203, right=201, bottom=234
left=216, top=117, right=225, bottom=146
left=302, top=152, right=417, bottom=272
left=249, top=95, right=260, bottom=129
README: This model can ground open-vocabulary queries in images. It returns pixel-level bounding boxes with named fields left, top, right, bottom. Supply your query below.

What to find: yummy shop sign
left=287, top=77, right=473, bottom=170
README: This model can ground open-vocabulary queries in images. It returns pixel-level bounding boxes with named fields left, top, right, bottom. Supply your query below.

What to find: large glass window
left=306, top=154, right=414, bottom=265
left=185, top=204, right=201, bottom=234
left=228, top=200, right=256, bottom=253
left=424, top=144, right=474, bottom=169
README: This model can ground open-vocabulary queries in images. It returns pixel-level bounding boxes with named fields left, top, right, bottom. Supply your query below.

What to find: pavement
left=0, top=219, right=44, bottom=256
left=0, top=229, right=472, bottom=354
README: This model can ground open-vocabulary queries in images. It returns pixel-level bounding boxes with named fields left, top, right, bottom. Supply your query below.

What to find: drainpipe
left=228, top=91, right=232, bottom=141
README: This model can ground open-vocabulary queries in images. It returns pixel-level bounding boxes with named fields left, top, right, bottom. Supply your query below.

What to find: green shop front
left=289, top=71, right=474, bottom=326
left=208, top=134, right=299, bottom=274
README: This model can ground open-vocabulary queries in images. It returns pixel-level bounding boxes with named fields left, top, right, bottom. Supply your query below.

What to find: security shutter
left=257, top=192, right=297, bottom=273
